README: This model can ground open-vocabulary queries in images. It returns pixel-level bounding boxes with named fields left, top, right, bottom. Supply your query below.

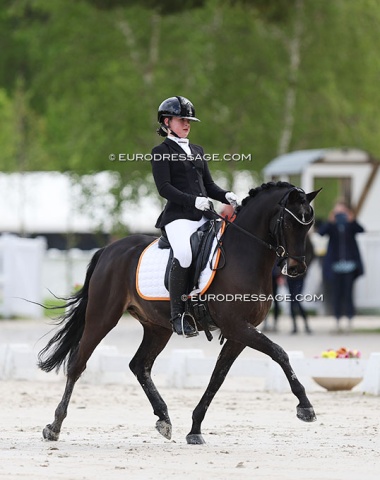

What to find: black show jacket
left=151, top=138, right=229, bottom=228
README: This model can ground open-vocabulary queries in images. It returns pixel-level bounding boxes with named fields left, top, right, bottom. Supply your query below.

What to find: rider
left=151, top=96, right=238, bottom=337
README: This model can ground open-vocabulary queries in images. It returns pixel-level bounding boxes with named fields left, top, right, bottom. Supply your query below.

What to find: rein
left=209, top=206, right=284, bottom=257
left=208, top=187, right=315, bottom=264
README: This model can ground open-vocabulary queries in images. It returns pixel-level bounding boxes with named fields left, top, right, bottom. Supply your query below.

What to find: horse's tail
left=38, top=247, right=105, bottom=373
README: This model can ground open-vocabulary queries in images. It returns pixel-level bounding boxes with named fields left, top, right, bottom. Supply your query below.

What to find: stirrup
left=182, top=312, right=199, bottom=337
left=171, top=313, right=199, bottom=338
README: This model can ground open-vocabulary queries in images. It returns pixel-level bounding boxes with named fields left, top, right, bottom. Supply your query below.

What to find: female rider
left=151, top=96, right=238, bottom=337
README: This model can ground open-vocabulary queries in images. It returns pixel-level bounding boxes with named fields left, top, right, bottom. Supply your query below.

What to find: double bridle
left=210, top=187, right=314, bottom=266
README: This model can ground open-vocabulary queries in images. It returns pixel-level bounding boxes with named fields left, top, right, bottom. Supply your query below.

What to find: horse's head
left=270, top=186, right=321, bottom=277
left=234, top=182, right=321, bottom=278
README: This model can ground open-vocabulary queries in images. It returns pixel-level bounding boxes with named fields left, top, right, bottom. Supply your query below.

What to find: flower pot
left=312, top=376, right=363, bottom=391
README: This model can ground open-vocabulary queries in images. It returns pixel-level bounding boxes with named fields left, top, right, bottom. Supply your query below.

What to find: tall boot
left=303, top=314, right=312, bottom=334
left=169, top=258, right=198, bottom=337
left=291, top=316, right=298, bottom=334
left=290, top=303, right=298, bottom=334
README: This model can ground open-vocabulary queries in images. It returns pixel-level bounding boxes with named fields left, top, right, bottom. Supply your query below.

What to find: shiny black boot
left=169, top=259, right=198, bottom=337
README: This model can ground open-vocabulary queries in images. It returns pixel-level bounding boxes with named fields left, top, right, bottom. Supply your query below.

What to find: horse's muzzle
left=282, top=258, right=307, bottom=277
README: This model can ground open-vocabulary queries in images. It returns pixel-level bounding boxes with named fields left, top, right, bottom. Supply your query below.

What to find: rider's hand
left=195, top=196, right=211, bottom=211
left=225, top=191, right=239, bottom=208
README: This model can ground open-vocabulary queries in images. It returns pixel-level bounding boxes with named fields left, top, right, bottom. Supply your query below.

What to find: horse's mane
left=236, top=181, right=295, bottom=213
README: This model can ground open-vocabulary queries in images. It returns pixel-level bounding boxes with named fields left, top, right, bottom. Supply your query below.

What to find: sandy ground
left=1, top=315, right=380, bottom=479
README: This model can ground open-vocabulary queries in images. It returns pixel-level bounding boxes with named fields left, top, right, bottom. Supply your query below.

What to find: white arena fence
left=0, top=234, right=46, bottom=318
left=1, top=344, right=380, bottom=395
left=1, top=232, right=380, bottom=317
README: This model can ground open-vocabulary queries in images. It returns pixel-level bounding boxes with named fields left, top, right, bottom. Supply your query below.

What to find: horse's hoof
left=297, top=406, right=317, bottom=423
left=156, top=419, right=172, bottom=440
left=42, top=424, right=60, bottom=441
left=186, top=434, right=206, bottom=445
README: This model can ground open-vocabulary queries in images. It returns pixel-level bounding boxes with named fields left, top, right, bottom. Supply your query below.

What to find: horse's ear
left=306, top=188, right=322, bottom=203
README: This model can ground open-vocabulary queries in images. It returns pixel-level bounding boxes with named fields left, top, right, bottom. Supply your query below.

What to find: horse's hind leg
left=187, top=340, right=245, bottom=445
left=43, top=311, right=122, bottom=440
left=43, top=375, right=76, bottom=441
left=129, top=323, right=173, bottom=440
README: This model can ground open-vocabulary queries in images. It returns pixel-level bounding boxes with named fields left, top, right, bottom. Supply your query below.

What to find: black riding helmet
left=157, top=96, right=200, bottom=137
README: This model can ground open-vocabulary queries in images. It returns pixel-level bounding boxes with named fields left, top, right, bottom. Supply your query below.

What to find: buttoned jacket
left=151, top=138, right=229, bottom=228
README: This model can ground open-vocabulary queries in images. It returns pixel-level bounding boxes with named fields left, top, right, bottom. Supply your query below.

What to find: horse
left=38, top=181, right=320, bottom=445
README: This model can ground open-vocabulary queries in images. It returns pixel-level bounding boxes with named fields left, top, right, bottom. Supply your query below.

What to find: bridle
left=270, top=187, right=314, bottom=269
left=209, top=187, right=314, bottom=266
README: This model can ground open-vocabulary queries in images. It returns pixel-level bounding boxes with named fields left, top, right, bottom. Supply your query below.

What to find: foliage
left=84, top=0, right=207, bottom=14
left=226, top=0, right=297, bottom=23
left=1, top=0, right=380, bottom=232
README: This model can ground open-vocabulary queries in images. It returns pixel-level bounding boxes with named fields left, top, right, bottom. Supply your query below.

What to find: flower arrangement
left=320, top=347, right=361, bottom=359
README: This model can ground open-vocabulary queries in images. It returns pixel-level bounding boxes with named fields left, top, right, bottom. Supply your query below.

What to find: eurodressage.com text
left=186, top=293, right=324, bottom=303
left=109, top=153, right=252, bottom=162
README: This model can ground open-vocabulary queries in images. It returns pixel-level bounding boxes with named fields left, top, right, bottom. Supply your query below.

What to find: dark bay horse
left=38, top=181, right=320, bottom=444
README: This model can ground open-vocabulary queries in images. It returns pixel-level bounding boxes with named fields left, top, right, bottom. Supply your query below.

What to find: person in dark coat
left=262, top=263, right=283, bottom=332
left=286, top=234, right=315, bottom=334
left=151, top=96, right=238, bottom=337
left=318, top=200, right=364, bottom=330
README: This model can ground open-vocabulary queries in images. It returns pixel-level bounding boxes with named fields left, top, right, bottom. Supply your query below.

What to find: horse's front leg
left=187, top=340, right=245, bottom=445
left=234, top=324, right=316, bottom=423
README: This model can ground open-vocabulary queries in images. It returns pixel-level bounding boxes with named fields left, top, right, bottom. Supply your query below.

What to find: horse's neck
left=232, top=197, right=274, bottom=248
left=234, top=203, right=270, bottom=238
left=223, top=205, right=276, bottom=289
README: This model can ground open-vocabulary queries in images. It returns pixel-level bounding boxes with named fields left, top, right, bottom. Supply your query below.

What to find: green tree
left=1, top=0, right=380, bottom=234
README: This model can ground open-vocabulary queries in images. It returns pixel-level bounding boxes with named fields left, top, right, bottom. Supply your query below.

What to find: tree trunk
left=277, top=0, right=304, bottom=156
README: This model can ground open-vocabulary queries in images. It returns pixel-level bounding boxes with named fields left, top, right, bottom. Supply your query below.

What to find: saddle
left=159, top=219, right=224, bottom=340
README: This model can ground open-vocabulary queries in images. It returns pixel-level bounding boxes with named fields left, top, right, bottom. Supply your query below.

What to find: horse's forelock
left=287, top=190, right=315, bottom=224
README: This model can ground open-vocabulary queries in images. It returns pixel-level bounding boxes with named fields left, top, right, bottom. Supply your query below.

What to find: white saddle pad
left=136, top=226, right=224, bottom=301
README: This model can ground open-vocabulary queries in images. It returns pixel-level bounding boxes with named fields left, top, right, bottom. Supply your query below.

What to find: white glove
left=225, top=191, right=239, bottom=207
left=195, top=196, right=211, bottom=211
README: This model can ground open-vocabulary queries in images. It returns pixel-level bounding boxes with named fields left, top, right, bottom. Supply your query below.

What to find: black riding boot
left=291, top=316, right=298, bottom=334
left=303, top=315, right=312, bottom=334
left=169, top=258, right=198, bottom=337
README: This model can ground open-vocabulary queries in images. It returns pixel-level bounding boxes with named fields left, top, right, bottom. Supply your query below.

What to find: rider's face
left=165, top=117, right=191, bottom=138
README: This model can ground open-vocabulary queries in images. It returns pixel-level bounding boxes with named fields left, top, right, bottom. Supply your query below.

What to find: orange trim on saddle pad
left=136, top=222, right=225, bottom=301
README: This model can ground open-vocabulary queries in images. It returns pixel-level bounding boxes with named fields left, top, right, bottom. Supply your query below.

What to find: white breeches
left=165, top=217, right=208, bottom=268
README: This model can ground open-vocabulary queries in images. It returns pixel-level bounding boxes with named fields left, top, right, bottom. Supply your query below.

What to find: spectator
left=262, top=263, right=283, bottom=332
left=286, top=235, right=314, bottom=334
left=318, top=200, right=364, bottom=331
